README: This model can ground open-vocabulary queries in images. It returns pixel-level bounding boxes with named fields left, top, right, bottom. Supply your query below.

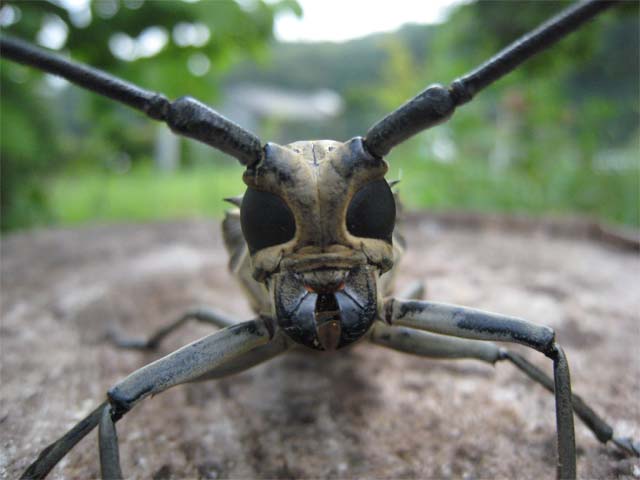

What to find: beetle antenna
left=363, top=0, right=620, bottom=159
left=0, top=35, right=263, bottom=166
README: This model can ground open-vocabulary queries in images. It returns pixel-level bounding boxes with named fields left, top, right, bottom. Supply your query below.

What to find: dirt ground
left=1, top=215, right=639, bottom=479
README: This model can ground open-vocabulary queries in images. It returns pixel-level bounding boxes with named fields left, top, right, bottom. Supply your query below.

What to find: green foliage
left=0, top=64, right=59, bottom=230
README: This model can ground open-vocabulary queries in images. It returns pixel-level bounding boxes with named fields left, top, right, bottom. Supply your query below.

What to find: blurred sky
left=272, top=0, right=470, bottom=42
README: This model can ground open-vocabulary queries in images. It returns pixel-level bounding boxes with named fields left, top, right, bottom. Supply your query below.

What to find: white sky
left=273, top=0, right=470, bottom=43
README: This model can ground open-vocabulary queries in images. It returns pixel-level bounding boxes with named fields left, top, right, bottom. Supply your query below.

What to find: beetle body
left=3, top=3, right=637, bottom=479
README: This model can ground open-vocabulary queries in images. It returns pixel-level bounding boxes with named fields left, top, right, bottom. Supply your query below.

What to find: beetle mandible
left=1, top=1, right=638, bottom=479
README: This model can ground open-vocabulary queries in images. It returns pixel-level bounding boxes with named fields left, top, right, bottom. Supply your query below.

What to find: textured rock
left=1, top=217, right=638, bottom=479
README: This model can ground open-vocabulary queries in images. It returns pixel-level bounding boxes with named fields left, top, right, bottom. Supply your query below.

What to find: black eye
left=241, top=188, right=296, bottom=253
left=346, top=179, right=395, bottom=242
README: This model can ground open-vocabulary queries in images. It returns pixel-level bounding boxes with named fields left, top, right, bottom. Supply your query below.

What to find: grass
left=46, top=150, right=639, bottom=229
left=387, top=143, right=640, bottom=228
left=48, top=164, right=246, bottom=226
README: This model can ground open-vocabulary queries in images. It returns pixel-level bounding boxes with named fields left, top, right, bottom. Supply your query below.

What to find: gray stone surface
left=1, top=217, right=638, bottom=479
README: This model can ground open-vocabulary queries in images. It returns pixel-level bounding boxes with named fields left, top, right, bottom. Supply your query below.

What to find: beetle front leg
left=21, top=402, right=109, bottom=480
left=370, top=323, right=639, bottom=458
left=21, top=318, right=286, bottom=479
left=503, top=349, right=639, bottom=457
left=384, top=298, right=576, bottom=479
left=99, top=406, right=122, bottom=480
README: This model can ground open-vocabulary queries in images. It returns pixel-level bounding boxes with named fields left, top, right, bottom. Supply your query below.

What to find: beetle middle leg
left=107, top=306, right=236, bottom=350
left=383, top=299, right=576, bottom=478
left=381, top=299, right=640, bottom=478
left=371, top=323, right=639, bottom=458
left=386, top=279, right=638, bottom=457
left=22, top=318, right=289, bottom=480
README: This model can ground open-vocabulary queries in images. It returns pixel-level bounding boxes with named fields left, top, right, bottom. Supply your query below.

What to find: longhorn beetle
left=1, top=1, right=638, bottom=479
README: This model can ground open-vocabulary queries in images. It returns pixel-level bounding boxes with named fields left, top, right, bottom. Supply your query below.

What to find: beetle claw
left=612, top=435, right=640, bottom=457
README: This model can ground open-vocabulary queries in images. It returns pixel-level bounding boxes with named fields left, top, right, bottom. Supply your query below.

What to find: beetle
left=1, top=1, right=638, bottom=479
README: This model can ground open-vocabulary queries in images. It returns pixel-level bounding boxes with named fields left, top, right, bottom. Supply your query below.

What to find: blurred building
left=223, top=83, right=344, bottom=134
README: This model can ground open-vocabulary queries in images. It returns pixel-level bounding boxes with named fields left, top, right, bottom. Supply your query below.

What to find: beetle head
left=240, top=137, right=395, bottom=350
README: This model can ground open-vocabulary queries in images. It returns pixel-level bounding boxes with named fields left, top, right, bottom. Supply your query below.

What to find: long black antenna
left=363, top=0, right=619, bottom=159
left=0, top=35, right=263, bottom=166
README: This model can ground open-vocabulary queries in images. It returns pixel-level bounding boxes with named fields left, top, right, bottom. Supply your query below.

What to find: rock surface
left=1, top=217, right=639, bottom=479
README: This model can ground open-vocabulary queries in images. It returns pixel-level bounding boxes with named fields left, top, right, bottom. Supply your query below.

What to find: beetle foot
left=612, top=435, right=640, bottom=457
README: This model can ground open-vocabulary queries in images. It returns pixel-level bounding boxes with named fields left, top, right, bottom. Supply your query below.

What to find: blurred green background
left=1, top=0, right=638, bottom=233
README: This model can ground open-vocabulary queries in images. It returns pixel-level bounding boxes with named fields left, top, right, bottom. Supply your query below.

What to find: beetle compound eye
left=241, top=188, right=296, bottom=253
left=346, top=179, right=395, bottom=242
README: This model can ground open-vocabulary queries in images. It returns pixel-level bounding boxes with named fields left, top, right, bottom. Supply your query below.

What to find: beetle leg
left=503, top=349, right=639, bottom=457
left=384, top=298, right=576, bottom=479
left=371, top=322, right=502, bottom=363
left=21, top=318, right=287, bottom=480
left=187, top=331, right=291, bottom=382
left=371, top=322, right=639, bottom=457
left=21, top=402, right=108, bottom=480
left=107, top=306, right=236, bottom=350
left=98, top=405, right=122, bottom=480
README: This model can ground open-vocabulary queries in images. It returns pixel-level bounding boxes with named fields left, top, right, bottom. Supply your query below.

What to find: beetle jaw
left=270, top=263, right=380, bottom=351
